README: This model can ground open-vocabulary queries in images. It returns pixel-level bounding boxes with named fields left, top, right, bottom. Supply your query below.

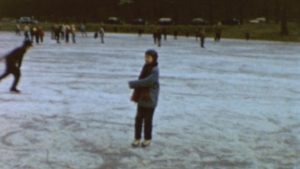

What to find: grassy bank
left=0, top=22, right=300, bottom=42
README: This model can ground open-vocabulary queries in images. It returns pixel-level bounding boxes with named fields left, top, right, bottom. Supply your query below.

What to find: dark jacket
left=129, top=66, right=160, bottom=108
left=5, top=47, right=26, bottom=68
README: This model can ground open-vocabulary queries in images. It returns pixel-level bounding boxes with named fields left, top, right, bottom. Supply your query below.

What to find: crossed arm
left=129, top=69, right=159, bottom=89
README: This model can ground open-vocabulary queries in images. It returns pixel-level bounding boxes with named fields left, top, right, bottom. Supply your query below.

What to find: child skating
left=129, top=49, right=160, bottom=148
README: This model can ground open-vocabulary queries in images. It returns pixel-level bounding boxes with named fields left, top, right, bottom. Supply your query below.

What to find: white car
left=249, top=17, right=267, bottom=24
left=158, top=18, right=173, bottom=25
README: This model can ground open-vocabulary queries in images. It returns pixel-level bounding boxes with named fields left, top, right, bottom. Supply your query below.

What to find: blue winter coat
left=129, top=66, right=160, bottom=108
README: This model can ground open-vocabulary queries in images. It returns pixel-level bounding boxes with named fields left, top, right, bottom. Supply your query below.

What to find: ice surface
left=0, top=32, right=299, bottom=169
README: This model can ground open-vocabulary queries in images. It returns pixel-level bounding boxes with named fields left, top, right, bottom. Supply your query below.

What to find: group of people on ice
left=15, top=22, right=227, bottom=49
left=151, top=23, right=223, bottom=48
left=16, top=24, right=45, bottom=44
left=16, top=23, right=106, bottom=45
left=51, top=24, right=77, bottom=44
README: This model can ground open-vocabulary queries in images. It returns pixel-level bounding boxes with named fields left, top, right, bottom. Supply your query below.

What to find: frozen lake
left=0, top=32, right=299, bottom=169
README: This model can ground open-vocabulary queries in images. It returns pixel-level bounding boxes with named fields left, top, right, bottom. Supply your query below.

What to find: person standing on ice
left=199, top=28, right=206, bottom=48
left=153, top=29, right=162, bottom=47
left=37, top=26, right=45, bottom=44
left=30, top=26, right=37, bottom=42
left=23, top=24, right=30, bottom=41
left=71, top=24, right=77, bottom=43
left=99, top=27, right=105, bottom=44
left=214, top=22, right=222, bottom=42
left=0, top=40, right=33, bottom=93
left=162, top=28, right=168, bottom=41
left=60, top=24, right=65, bottom=40
left=65, top=25, right=71, bottom=43
left=129, top=49, right=160, bottom=148
left=157, top=30, right=162, bottom=47
left=153, top=31, right=157, bottom=45
left=80, top=23, right=88, bottom=37
left=54, top=24, right=61, bottom=44
left=15, top=24, right=21, bottom=36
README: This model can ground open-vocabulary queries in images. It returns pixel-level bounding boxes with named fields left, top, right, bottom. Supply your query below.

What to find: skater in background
left=37, top=26, right=44, bottom=44
left=23, top=25, right=30, bottom=40
left=99, top=27, right=105, bottom=44
left=199, top=28, right=206, bottom=48
left=54, top=24, right=61, bottom=44
left=80, top=23, right=88, bottom=37
left=129, top=49, right=160, bottom=148
left=15, top=24, right=21, bottom=36
left=163, top=28, right=168, bottom=41
left=32, top=26, right=40, bottom=44
left=30, top=26, right=37, bottom=42
left=0, top=40, right=33, bottom=93
left=214, top=22, right=222, bottom=42
left=153, top=29, right=162, bottom=47
left=60, top=24, right=65, bottom=40
left=65, top=25, right=71, bottom=43
left=157, top=30, right=162, bottom=47
left=153, top=31, right=157, bottom=45
left=71, top=24, right=77, bottom=43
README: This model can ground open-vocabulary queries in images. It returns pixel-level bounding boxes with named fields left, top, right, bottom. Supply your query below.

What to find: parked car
left=249, top=17, right=267, bottom=24
left=158, top=18, right=173, bottom=25
left=222, top=18, right=240, bottom=25
left=105, top=17, right=122, bottom=25
left=17, top=17, right=38, bottom=24
left=131, top=18, right=146, bottom=25
left=191, top=18, right=206, bottom=25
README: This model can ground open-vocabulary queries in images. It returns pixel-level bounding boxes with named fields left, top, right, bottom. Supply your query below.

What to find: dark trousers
left=201, top=37, right=205, bottom=48
left=55, top=33, right=60, bottom=43
left=35, top=35, right=39, bottom=44
left=135, top=106, right=155, bottom=140
left=0, top=65, right=21, bottom=90
left=100, top=35, right=104, bottom=44
left=72, top=34, right=76, bottom=43
left=65, top=34, right=69, bottom=43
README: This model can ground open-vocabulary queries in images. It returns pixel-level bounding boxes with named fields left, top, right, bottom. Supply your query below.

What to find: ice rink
left=0, top=32, right=299, bottom=169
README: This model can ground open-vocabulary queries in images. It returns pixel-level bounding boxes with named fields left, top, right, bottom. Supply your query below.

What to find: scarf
left=131, top=62, right=158, bottom=103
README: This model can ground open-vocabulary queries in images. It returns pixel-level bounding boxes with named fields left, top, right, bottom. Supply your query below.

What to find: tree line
left=0, top=0, right=299, bottom=26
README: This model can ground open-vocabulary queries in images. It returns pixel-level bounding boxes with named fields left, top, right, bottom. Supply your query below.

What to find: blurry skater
left=24, top=24, right=30, bottom=40
left=37, top=26, right=45, bottom=44
left=214, top=22, right=222, bottom=42
left=0, top=40, right=33, bottom=93
left=65, top=25, right=72, bottom=43
left=71, top=24, right=77, bottom=43
left=99, top=27, right=105, bottom=44
left=80, top=23, right=88, bottom=37
left=154, top=29, right=162, bottom=47
left=15, top=24, right=21, bottom=36
left=199, top=28, right=206, bottom=48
